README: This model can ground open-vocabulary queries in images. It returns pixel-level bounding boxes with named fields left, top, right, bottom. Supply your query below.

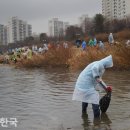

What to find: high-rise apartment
left=79, top=14, right=92, bottom=33
left=0, top=24, right=8, bottom=45
left=102, top=0, right=130, bottom=20
left=8, top=17, right=32, bottom=43
left=63, top=22, right=69, bottom=36
left=48, top=18, right=69, bottom=37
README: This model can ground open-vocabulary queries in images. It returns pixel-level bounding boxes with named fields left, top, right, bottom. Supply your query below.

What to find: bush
left=15, top=42, right=130, bottom=70
left=114, top=29, right=130, bottom=41
left=16, top=45, right=73, bottom=68
left=95, top=33, right=108, bottom=42
left=0, top=56, right=4, bottom=63
left=69, top=44, right=130, bottom=70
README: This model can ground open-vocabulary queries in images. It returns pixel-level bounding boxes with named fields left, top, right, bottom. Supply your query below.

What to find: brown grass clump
left=0, top=55, right=4, bottom=63
left=69, top=44, right=130, bottom=70
left=15, top=42, right=130, bottom=70
left=16, top=54, right=45, bottom=68
left=95, top=33, right=108, bottom=42
left=43, top=46, right=73, bottom=67
left=115, top=29, right=130, bottom=41
left=69, top=47, right=108, bottom=70
left=84, top=30, right=130, bottom=43
left=16, top=45, right=73, bottom=68
left=111, top=44, right=130, bottom=70
left=84, top=33, right=108, bottom=42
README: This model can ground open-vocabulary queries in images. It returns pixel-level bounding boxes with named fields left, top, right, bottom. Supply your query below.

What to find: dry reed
left=16, top=45, right=73, bottom=68
left=15, top=40, right=130, bottom=70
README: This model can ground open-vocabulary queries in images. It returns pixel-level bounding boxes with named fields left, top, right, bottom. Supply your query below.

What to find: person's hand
left=96, top=77, right=102, bottom=83
left=106, top=86, right=112, bottom=92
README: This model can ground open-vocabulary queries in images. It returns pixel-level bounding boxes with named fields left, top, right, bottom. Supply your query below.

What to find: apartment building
left=63, top=22, right=69, bottom=35
left=8, top=17, right=32, bottom=43
left=79, top=14, right=92, bottom=33
left=0, top=24, right=8, bottom=45
left=102, top=0, right=130, bottom=20
left=48, top=18, right=69, bottom=37
left=0, top=24, right=4, bottom=45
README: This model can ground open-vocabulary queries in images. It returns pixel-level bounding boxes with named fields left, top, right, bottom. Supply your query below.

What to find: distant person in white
left=108, top=33, right=114, bottom=45
left=126, top=40, right=130, bottom=47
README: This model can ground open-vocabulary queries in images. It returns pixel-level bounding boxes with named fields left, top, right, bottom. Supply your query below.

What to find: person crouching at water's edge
left=72, top=55, right=113, bottom=118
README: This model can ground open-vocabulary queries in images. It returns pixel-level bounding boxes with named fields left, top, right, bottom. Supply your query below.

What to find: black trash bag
left=99, top=92, right=111, bottom=113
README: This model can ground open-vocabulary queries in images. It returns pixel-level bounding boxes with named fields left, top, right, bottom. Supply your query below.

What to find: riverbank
left=11, top=42, right=130, bottom=70
left=0, top=41, right=130, bottom=70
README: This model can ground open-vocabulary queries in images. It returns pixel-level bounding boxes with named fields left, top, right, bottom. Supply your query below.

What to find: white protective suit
left=108, top=33, right=114, bottom=44
left=72, top=55, right=113, bottom=105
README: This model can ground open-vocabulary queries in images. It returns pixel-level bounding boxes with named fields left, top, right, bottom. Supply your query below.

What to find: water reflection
left=0, top=66, right=130, bottom=130
left=81, top=113, right=90, bottom=129
left=81, top=113, right=112, bottom=130
left=100, top=113, right=112, bottom=125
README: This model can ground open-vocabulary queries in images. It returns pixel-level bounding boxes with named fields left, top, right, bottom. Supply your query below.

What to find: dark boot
left=82, top=102, right=88, bottom=114
left=92, top=104, right=100, bottom=118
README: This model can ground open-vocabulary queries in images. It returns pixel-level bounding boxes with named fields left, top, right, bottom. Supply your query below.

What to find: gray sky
left=0, top=0, right=102, bottom=34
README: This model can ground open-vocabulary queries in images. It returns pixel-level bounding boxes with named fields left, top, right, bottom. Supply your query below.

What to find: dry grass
left=111, top=44, right=130, bottom=70
left=100, top=29, right=130, bottom=42
left=69, top=44, right=130, bottom=70
left=16, top=54, right=45, bottom=68
left=15, top=37, right=130, bottom=70
left=114, top=29, right=130, bottom=41
left=16, top=45, right=73, bottom=68
left=95, top=33, right=108, bottom=42
left=84, top=33, right=108, bottom=42
left=84, top=30, right=130, bottom=43
left=69, top=47, right=107, bottom=70
left=0, top=56, right=4, bottom=63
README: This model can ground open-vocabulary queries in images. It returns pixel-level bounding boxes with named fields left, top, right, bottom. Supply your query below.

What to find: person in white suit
left=108, top=33, right=114, bottom=45
left=72, top=55, right=113, bottom=118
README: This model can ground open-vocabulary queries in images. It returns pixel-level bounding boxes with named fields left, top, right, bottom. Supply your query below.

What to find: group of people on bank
left=4, top=47, right=33, bottom=64
left=2, top=41, right=69, bottom=64
left=75, top=33, right=115, bottom=51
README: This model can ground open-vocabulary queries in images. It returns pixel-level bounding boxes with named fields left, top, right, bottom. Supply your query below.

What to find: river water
left=0, top=66, right=130, bottom=130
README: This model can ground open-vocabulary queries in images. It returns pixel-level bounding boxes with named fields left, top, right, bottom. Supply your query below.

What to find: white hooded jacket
left=72, top=55, right=113, bottom=104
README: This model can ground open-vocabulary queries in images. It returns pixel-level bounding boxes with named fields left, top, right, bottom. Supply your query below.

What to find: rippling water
left=0, top=66, right=130, bottom=130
